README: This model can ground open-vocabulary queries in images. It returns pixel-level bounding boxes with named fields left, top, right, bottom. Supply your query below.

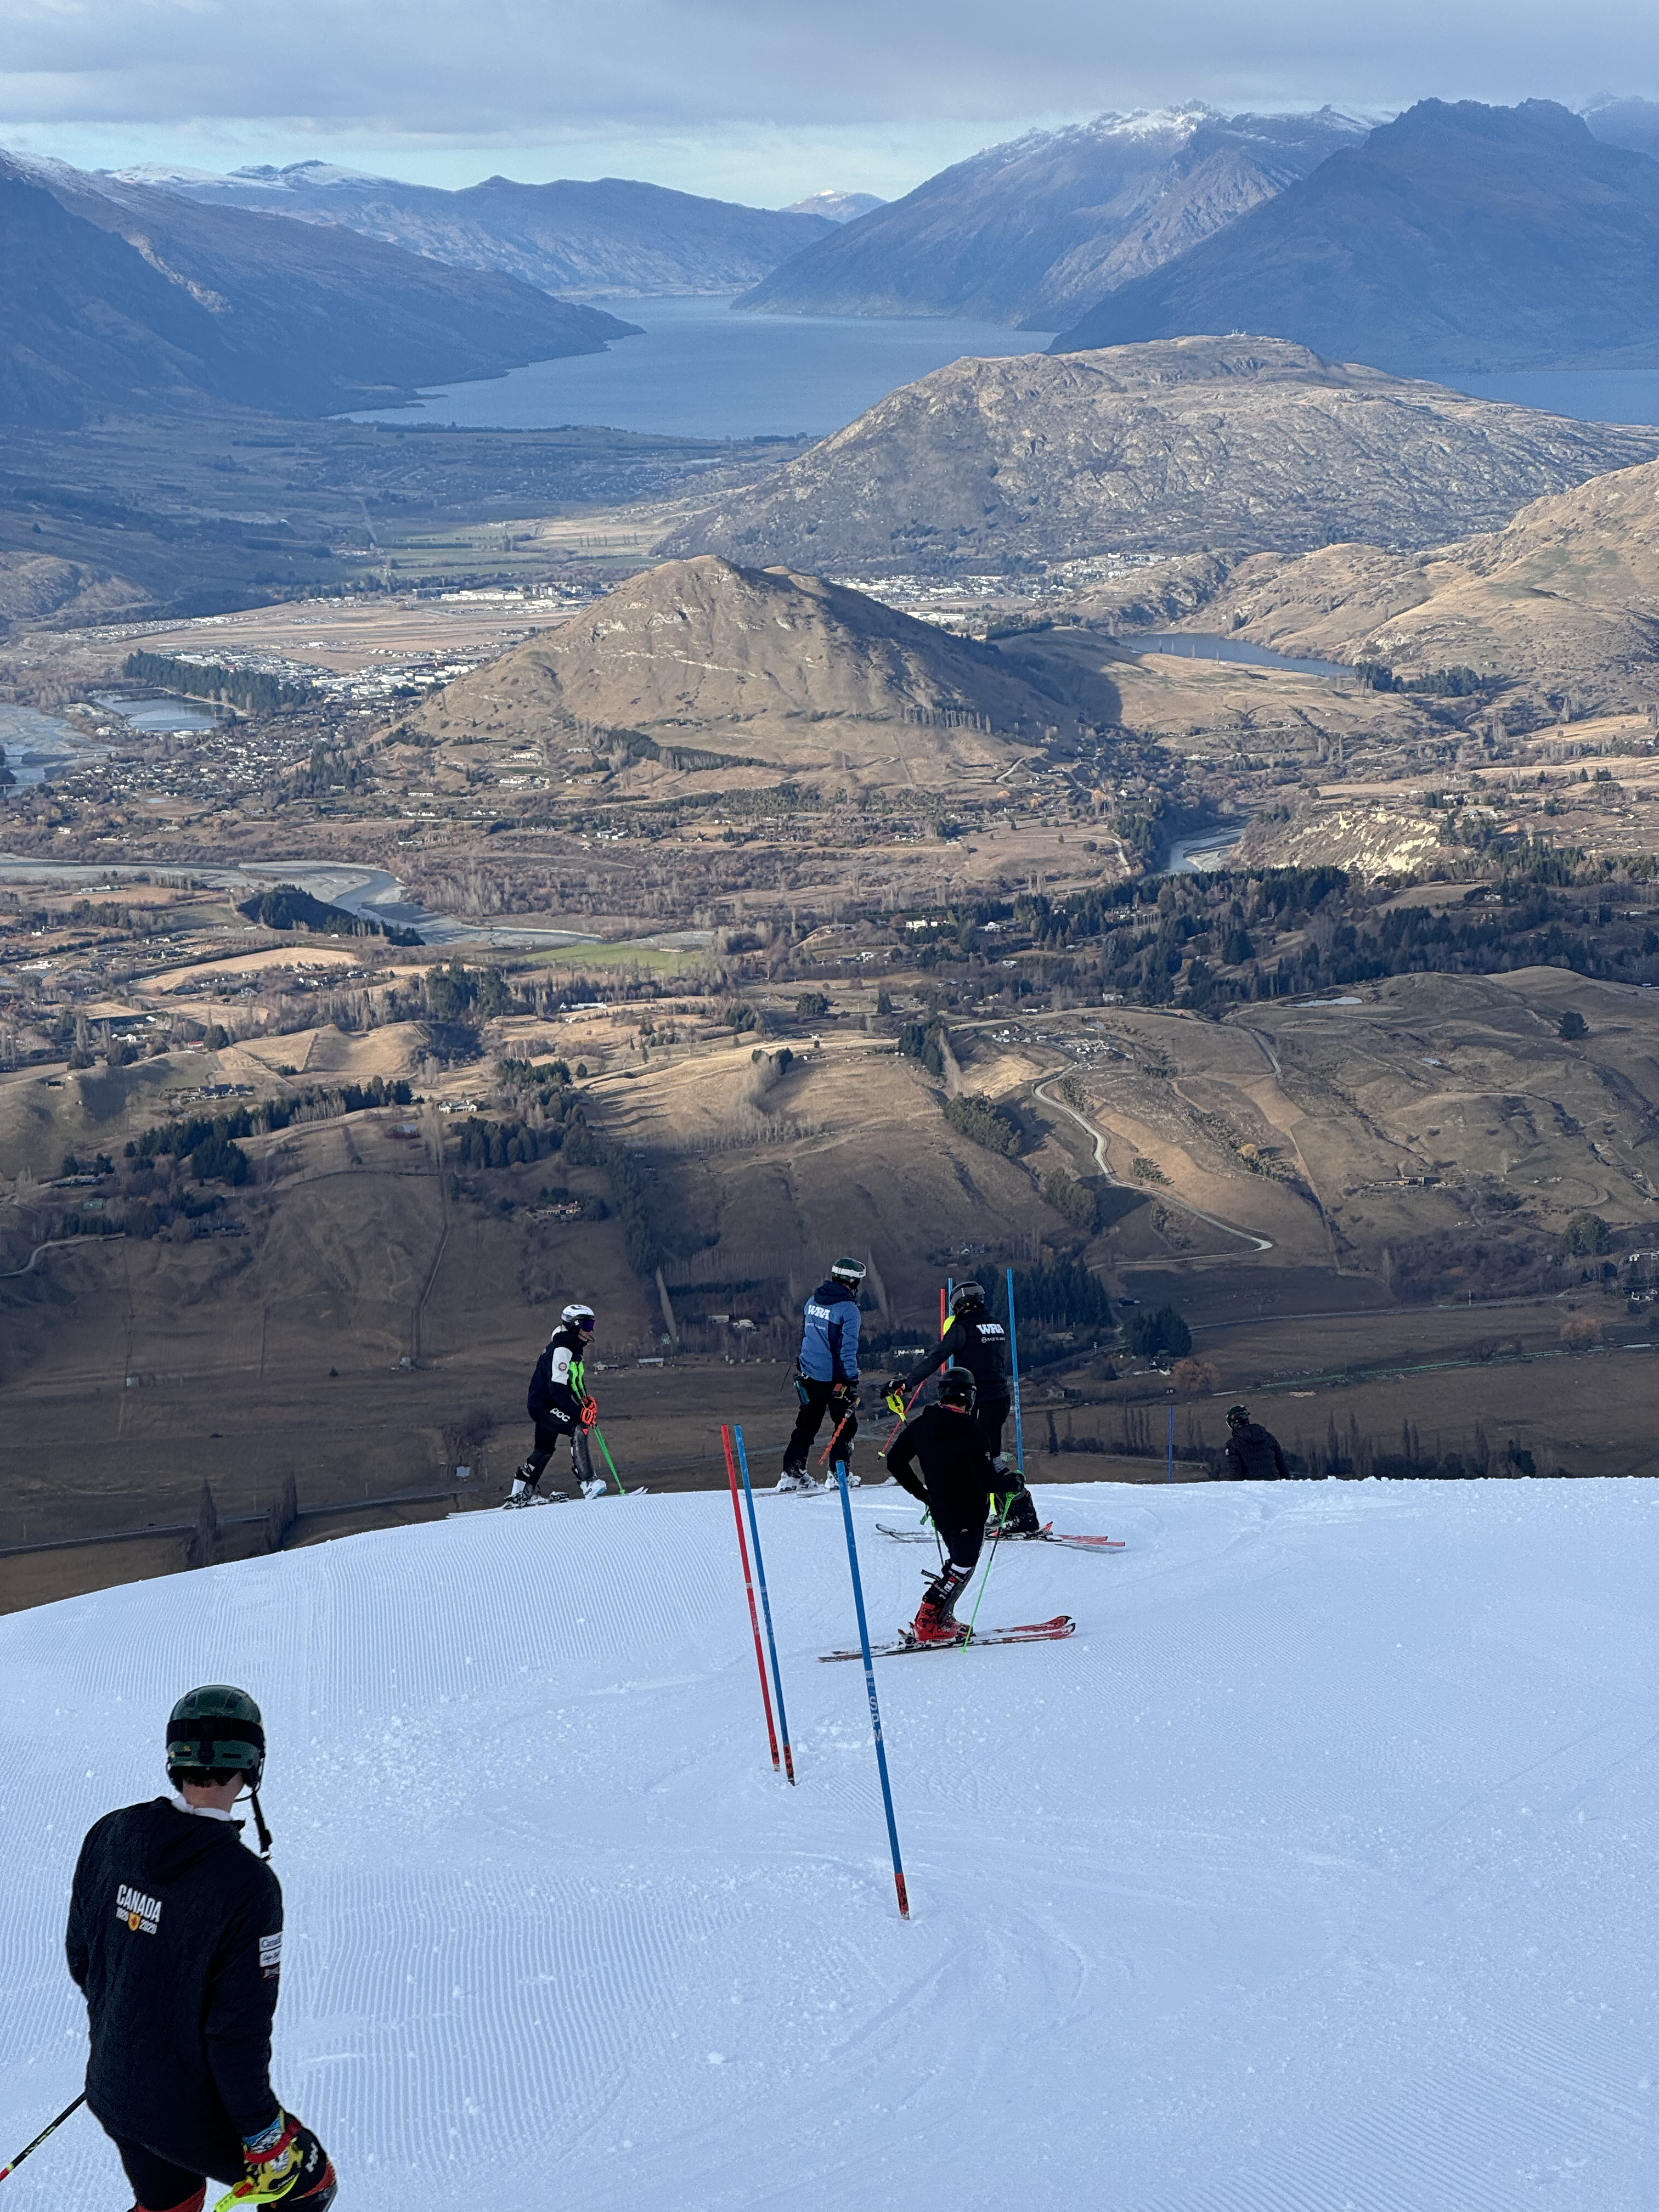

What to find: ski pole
left=962, top=1494, right=1011, bottom=1649
left=816, top=1392, right=858, bottom=1469
left=833, top=1457, right=910, bottom=1920
left=733, top=1424, right=795, bottom=1784
left=1005, top=1267, right=1025, bottom=1475
left=591, top=1425, right=626, bottom=1496
left=723, top=1425, right=781, bottom=1773
left=0, top=2092, right=85, bottom=2186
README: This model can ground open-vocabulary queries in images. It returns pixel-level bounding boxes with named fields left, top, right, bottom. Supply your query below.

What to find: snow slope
left=2, top=1479, right=1657, bottom=2210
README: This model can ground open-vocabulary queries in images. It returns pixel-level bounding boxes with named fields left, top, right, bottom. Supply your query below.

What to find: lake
left=345, top=294, right=1051, bottom=441
left=1434, top=369, right=1659, bottom=426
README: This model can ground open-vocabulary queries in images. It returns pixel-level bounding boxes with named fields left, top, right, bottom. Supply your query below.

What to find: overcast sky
left=2, top=0, right=1655, bottom=202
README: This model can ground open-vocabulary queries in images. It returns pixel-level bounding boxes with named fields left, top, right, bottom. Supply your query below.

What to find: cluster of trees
left=122, top=651, right=313, bottom=714
left=1041, top=1170, right=1101, bottom=1233
left=1006, top=1259, right=1114, bottom=1333
left=450, top=1116, right=568, bottom=1170
left=1355, top=661, right=1488, bottom=697
left=238, top=884, right=419, bottom=944
left=943, top=1093, right=1022, bottom=1156
left=1125, top=1305, right=1193, bottom=1358
left=128, top=1076, right=415, bottom=1184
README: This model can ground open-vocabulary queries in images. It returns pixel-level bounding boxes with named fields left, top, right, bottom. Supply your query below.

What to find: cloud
left=1, top=0, right=1656, bottom=146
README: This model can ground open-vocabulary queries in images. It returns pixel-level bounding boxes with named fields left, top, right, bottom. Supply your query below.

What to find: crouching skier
left=65, top=1685, right=336, bottom=2211
left=885, top=1369, right=998, bottom=1645
left=891, top=1278, right=1041, bottom=1536
left=506, top=1302, right=608, bottom=1506
left=777, top=1256, right=866, bottom=1491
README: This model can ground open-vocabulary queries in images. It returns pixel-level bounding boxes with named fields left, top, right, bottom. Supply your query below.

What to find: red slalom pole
left=724, top=1424, right=780, bottom=1772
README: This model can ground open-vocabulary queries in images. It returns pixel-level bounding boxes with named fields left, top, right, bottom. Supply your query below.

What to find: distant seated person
left=1218, top=1402, right=1289, bottom=1481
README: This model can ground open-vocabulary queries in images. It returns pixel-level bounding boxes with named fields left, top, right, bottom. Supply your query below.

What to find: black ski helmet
left=166, top=1685, right=273, bottom=1855
left=949, top=1280, right=987, bottom=1318
left=1226, top=1403, right=1250, bottom=1430
left=830, top=1256, right=867, bottom=1287
left=938, top=1368, right=978, bottom=1414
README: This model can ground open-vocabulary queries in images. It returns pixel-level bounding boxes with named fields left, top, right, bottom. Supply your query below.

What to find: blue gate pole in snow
left=833, top=1457, right=911, bottom=1920
left=733, top=1424, right=795, bottom=1784
left=1005, top=1267, right=1025, bottom=1475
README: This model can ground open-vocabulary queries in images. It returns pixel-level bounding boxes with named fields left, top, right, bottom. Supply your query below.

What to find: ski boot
left=994, top=1484, right=1043, bottom=1538
left=579, top=1475, right=609, bottom=1500
left=908, top=1562, right=971, bottom=1646
left=504, top=1466, right=538, bottom=1509
left=775, top=1462, right=816, bottom=1492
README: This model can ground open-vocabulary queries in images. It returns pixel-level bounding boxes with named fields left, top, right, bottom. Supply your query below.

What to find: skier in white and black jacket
left=65, top=1685, right=334, bottom=2211
left=507, top=1302, right=603, bottom=1505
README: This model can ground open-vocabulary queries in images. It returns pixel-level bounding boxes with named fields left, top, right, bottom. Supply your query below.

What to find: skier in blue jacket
left=777, top=1257, right=866, bottom=1489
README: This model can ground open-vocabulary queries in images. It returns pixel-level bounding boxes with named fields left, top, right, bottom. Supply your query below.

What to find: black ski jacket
left=896, top=1311, right=1012, bottom=1410
left=66, top=1797, right=283, bottom=2157
left=528, top=1324, right=589, bottom=1428
left=886, top=1403, right=997, bottom=1533
left=1220, top=1421, right=1290, bottom=1481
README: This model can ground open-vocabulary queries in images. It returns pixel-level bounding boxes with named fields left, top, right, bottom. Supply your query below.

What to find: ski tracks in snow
left=2, top=1482, right=1657, bottom=2209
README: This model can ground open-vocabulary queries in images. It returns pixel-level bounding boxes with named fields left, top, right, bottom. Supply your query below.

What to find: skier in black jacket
left=507, top=1301, right=606, bottom=1506
left=891, top=1280, right=1041, bottom=1535
left=886, top=1369, right=1001, bottom=1644
left=65, top=1685, right=335, bottom=2212
left=1218, top=1403, right=1290, bottom=1481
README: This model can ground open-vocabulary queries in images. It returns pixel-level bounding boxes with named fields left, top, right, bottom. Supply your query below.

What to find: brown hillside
left=410, top=555, right=1121, bottom=791
left=661, top=337, right=1659, bottom=576
left=1067, top=456, right=1659, bottom=707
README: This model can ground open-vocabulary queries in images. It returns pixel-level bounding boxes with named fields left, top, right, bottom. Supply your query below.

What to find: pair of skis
left=874, top=1520, right=1125, bottom=1554
left=820, top=1613, right=1075, bottom=1662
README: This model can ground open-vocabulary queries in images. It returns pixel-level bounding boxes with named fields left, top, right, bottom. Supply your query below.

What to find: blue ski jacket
left=796, top=1279, right=862, bottom=1384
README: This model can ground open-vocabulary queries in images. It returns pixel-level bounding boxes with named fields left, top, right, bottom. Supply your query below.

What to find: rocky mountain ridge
left=116, top=161, right=834, bottom=300
left=0, top=154, right=634, bottom=425
left=738, top=106, right=1366, bottom=328
left=662, top=336, right=1659, bottom=577
left=1054, top=100, right=1659, bottom=372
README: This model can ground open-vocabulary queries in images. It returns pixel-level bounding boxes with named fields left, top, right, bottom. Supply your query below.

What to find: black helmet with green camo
left=167, top=1684, right=266, bottom=1784
left=166, top=1685, right=274, bottom=1855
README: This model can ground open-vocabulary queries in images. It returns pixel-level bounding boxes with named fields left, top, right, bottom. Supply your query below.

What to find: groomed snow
left=2, top=1478, right=1656, bottom=2210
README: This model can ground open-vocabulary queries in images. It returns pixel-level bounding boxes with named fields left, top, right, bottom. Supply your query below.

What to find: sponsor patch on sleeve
left=258, top=1931, right=283, bottom=1979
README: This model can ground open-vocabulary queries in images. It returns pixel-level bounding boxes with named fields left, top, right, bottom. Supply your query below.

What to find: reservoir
left=345, top=294, right=1050, bottom=442
left=1131, top=634, right=1354, bottom=679
left=90, top=692, right=220, bottom=737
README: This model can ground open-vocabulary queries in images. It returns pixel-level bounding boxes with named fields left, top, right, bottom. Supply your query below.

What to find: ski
left=819, top=1615, right=1075, bottom=1662
left=875, top=1521, right=1124, bottom=1552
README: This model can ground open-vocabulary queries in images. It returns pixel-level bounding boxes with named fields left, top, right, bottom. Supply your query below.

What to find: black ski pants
left=525, top=1414, right=594, bottom=1489
left=976, top=1395, right=1013, bottom=1469
left=784, top=1375, right=857, bottom=1471
left=115, top=2126, right=242, bottom=2209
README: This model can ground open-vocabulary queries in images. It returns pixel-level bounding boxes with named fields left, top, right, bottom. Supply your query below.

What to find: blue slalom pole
left=833, top=1457, right=911, bottom=1920
left=733, top=1424, right=794, bottom=1784
left=1005, top=1267, right=1025, bottom=1475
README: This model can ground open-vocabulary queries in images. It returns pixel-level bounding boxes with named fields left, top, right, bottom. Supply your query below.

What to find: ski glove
left=884, top=1387, right=907, bottom=1417
left=579, top=1397, right=599, bottom=1429
left=217, top=2112, right=336, bottom=2208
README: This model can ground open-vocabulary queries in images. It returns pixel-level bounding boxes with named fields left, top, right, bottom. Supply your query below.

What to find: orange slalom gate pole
left=723, top=1423, right=780, bottom=1772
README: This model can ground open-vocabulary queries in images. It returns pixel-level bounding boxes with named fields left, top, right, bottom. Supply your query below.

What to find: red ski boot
left=909, top=1563, right=970, bottom=1646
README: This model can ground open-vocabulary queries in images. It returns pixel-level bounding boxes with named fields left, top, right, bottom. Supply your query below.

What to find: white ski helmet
left=561, top=1304, right=596, bottom=1333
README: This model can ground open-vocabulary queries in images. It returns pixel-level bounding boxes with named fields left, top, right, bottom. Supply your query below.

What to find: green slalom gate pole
left=1005, top=1267, right=1025, bottom=1475
left=962, top=1494, right=1010, bottom=1649
left=833, top=1457, right=911, bottom=1920
left=591, top=1425, right=626, bottom=1496
left=733, top=1423, right=795, bottom=1784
